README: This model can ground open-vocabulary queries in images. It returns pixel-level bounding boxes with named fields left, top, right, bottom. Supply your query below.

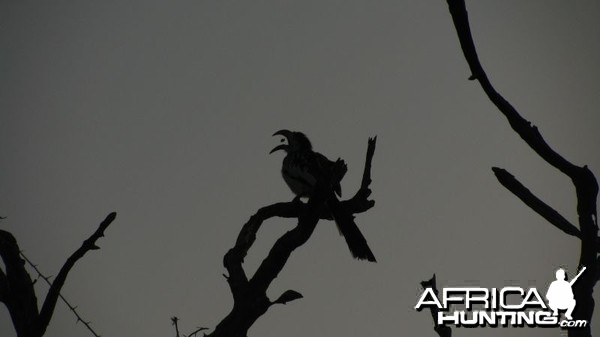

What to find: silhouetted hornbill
left=270, top=130, right=376, bottom=262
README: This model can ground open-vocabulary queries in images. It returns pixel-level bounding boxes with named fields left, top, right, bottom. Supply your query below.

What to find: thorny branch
left=0, top=212, right=116, bottom=337
left=20, top=252, right=101, bottom=337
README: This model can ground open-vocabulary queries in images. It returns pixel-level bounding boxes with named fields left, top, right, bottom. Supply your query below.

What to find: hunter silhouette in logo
left=546, top=266, right=586, bottom=320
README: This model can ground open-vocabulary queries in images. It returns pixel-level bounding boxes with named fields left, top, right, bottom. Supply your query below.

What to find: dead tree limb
left=20, top=252, right=101, bottom=337
left=444, top=1, right=598, bottom=336
left=207, top=137, right=377, bottom=337
left=0, top=212, right=116, bottom=337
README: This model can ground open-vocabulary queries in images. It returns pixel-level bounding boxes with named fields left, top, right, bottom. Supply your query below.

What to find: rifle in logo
left=546, top=266, right=586, bottom=320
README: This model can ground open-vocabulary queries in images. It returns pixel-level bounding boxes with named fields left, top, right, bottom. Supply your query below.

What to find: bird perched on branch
left=270, top=130, right=376, bottom=262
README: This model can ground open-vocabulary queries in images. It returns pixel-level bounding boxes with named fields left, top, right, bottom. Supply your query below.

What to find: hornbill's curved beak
left=269, top=144, right=288, bottom=154
left=270, top=129, right=292, bottom=154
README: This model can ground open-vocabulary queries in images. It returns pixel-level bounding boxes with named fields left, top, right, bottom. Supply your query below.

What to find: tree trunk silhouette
left=0, top=212, right=116, bottom=337
left=206, top=137, right=377, bottom=337
left=443, top=1, right=598, bottom=336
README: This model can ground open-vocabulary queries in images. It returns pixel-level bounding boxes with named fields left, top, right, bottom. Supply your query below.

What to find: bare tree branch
left=492, top=167, right=581, bottom=238
left=0, top=230, right=39, bottom=337
left=172, top=316, right=180, bottom=337
left=446, top=0, right=579, bottom=177
left=444, top=1, right=598, bottom=335
left=186, top=326, right=209, bottom=337
left=0, top=212, right=116, bottom=337
left=0, top=267, right=7, bottom=303
left=420, top=274, right=451, bottom=337
left=20, top=252, right=101, bottom=337
left=35, top=212, right=116, bottom=336
left=171, top=316, right=209, bottom=337
left=208, top=138, right=377, bottom=337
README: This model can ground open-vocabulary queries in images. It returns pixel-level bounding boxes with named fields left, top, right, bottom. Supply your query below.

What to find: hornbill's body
left=270, top=130, right=376, bottom=262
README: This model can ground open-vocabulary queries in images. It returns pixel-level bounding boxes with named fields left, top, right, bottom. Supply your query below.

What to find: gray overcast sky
left=1, top=1, right=599, bottom=336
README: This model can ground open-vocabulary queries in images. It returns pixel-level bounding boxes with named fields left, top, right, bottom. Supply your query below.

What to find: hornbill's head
left=270, top=129, right=313, bottom=154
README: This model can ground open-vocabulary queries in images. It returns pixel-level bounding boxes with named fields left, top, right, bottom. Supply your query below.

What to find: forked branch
left=444, top=1, right=598, bottom=336
left=0, top=212, right=116, bottom=337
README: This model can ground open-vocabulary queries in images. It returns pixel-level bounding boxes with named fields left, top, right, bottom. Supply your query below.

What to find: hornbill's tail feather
left=332, top=158, right=347, bottom=197
left=327, top=197, right=376, bottom=262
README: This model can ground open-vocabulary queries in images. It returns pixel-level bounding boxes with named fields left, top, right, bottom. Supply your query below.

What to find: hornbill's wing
left=282, top=156, right=318, bottom=192
left=312, top=152, right=347, bottom=197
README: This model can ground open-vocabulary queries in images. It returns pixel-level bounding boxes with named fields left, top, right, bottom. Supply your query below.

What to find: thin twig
left=186, top=326, right=209, bottom=337
left=171, top=316, right=180, bottom=337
